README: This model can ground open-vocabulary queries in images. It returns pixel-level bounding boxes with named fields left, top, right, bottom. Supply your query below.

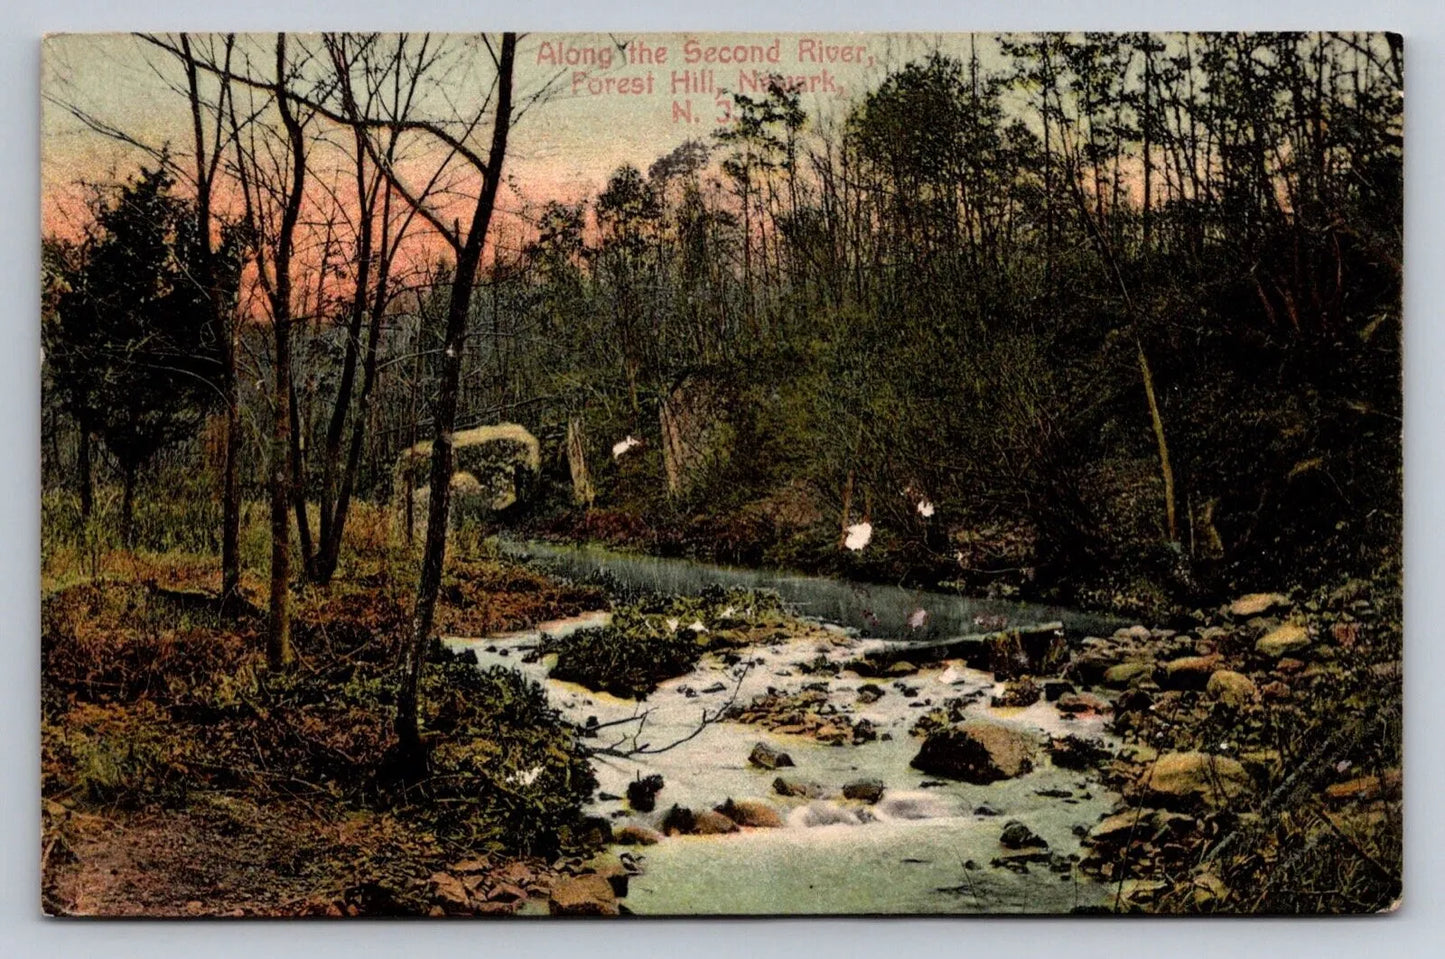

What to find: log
left=870, top=622, right=1065, bottom=669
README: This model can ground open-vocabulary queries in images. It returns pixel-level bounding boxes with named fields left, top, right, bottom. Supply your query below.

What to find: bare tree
left=225, top=34, right=315, bottom=668
left=321, top=32, right=519, bottom=761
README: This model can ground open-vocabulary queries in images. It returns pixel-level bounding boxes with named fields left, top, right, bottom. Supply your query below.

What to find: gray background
left=4, top=2, right=1441, bottom=955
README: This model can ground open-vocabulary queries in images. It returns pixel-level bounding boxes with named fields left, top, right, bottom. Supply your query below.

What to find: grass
left=40, top=506, right=612, bottom=916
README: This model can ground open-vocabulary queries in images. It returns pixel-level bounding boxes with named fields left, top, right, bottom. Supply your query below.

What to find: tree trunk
left=262, top=33, right=306, bottom=671
left=314, top=265, right=389, bottom=584
left=268, top=319, right=295, bottom=669
left=179, top=34, right=243, bottom=609
left=120, top=462, right=136, bottom=548
left=396, top=33, right=516, bottom=764
left=220, top=334, right=241, bottom=604
left=1137, top=342, right=1178, bottom=543
left=77, top=424, right=93, bottom=520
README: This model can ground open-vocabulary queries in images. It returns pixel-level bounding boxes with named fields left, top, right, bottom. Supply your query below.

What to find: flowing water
left=496, top=539, right=1122, bottom=641
left=447, top=542, right=1124, bottom=915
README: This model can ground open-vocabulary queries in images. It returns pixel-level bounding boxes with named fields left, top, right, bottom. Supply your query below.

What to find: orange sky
left=41, top=32, right=1008, bottom=245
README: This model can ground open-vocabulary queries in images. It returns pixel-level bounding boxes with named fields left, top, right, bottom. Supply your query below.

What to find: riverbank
left=485, top=545, right=1400, bottom=915
left=40, top=530, right=1401, bottom=916
left=40, top=547, right=617, bottom=917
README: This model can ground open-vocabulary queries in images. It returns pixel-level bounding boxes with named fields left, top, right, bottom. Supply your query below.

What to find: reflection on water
left=497, top=538, right=1121, bottom=642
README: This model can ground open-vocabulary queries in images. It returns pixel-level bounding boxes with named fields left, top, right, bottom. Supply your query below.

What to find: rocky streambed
left=447, top=611, right=1123, bottom=915
left=441, top=573, right=1401, bottom=917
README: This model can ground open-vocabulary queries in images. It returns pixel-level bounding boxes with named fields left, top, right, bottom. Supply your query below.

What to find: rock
left=1087, top=809, right=1154, bottom=844
left=773, top=776, right=826, bottom=799
left=1206, top=670, right=1258, bottom=707
left=1068, top=650, right=1123, bottom=685
left=625, top=774, right=666, bottom=812
left=716, top=798, right=783, bottom=828
left=1162, top=654, right=1222, bottom=690
left=1055, top=692, right=1110, bottom=715
left=450, top=857, right=491, bottom=875
left=910, top=720, right=1036, bottom=783
left=487, top=883, right=527, bottom=904
left=588, top=856, right=633, bottom=897
left=659, top=805, right=695, bottom=835
left=887, top=661, right=919, bottom=677
left=1259, top=678, right=1292, bottom=701
left=975, top=803, right=1001, bottom=816
left=999, top=820, right=1049, bottom=849
left=1256, top=624, right=1311, bottom=658
left=1275, top=657, right=1306, bottom=674
left=1229, top=593, right=1291, bottom=617
left=856, top=683, right=886, bottom=704
left=1048, top=734, right=1112, bottom=770
left=492, top=861, right=536, bottom=887
left=1044, top=680, right=1076, bottom=702
left=842, top=779, right=886, bottom=804
left=1324, top=769, right=1402, bottom=804
left=1137, top=752, right=1253, bottom=809
left=548, top=875, right=619, bottom=916
left=748, top=742, right=795, bottom=770
left=991, top=678, right=1042, bottom=708
left=852, top=719, right=879, bottom=744
left=428, top=872, right=473, bottom=913
left=614, top=824, right=662, bottom=846
left=692, top=809, right=742, bottom=835
left=1117, top=625, right=1152, bottom=641
left=1102, top=662, right=1154, bottom=688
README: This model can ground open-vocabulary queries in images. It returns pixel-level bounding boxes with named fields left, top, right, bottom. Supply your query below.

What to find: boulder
left=842, top=779, right=886, bottom=804
left=999, top=820, right=1048, bottom=850
left=773, top=776, right=827, bottom=799
left=748, top=742, right=795, bottom=770
left=1256, top=624, right=1311, bottom=658
left=1048, top=734, right=1113, bottom=771
left=716, top=798, right=783, bottom=828
left=548, top=875, right=619, bottom=916
left=1102, top=662, right=1154, bottom=688
left=1206, top=670, right=1258, bottom=707
left=692, top=809, right=742, bottom=835
left=991, top=678, right=1042, bottom=708
left=1087, top=809, right=1155, bottom=844
left=659, top=805, right=695, bottom=836
left=613, top=824, right=662, bottom=846
left=1043, top=680, right=1076, bottom=702
left=910, top=720, right=1036, bottom=784
left=1229, top=593, right=1291, bottom=618
left=1162, top=654, right=1222, bottom=691
left=428, top=872, right=473, bottom=913
left=1259, top=680, right=1293, bottom=701
left=1055, top=692, right=1110, bottom=715
left=1136, top=752, right=1253, bottom=810
left=588, top=856, right=633, bottom=897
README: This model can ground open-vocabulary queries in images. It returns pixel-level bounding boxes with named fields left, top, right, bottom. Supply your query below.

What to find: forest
left=40, top=32, right=1402, bottom=917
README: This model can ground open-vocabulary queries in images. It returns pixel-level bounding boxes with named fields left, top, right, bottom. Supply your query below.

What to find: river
left=446, top=541, right=1124, bottom=915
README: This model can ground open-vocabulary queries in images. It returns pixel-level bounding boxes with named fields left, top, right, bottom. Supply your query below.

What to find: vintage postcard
left=40, top=31, right=1402, bottom=916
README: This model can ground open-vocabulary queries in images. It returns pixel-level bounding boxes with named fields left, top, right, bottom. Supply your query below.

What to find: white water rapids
left=447, top=612, right=1120, bottom=915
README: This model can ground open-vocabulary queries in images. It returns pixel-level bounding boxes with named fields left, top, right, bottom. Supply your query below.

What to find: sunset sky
left=41, top=32, right=1009, bottom=241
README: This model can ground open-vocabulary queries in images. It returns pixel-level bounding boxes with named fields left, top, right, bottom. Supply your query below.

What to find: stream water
left=446, top=542, right=1124, bottom=915
left=497, top=538, right=1122, bottom=641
